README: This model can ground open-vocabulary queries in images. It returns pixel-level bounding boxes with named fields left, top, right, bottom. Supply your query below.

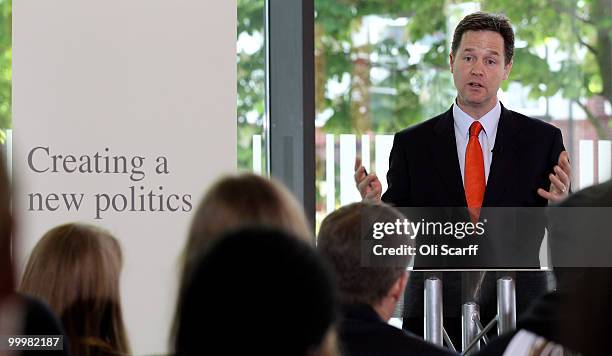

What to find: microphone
left=492, top=144, right=503, bottom=154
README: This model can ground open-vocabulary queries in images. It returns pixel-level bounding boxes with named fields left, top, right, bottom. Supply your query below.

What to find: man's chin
left=461, top=98, right=487, bottom=107
left=464, top=94, right=495, bottom=107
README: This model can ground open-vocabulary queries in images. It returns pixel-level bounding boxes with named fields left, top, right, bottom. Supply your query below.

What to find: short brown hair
left=20, top=223, right=130, bottom=356
left=317, top=202, right=412, bottom=305
left=451, top=12, right=515, bottom=65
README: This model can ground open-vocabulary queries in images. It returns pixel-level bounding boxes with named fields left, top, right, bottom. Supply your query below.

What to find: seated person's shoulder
left=340, top=306, right=456, bottom=356
left=4, top=293, right=69, bottom=356
left=500, top=329, right=575, bottom=356
left=16, top=293, right=65, bottom=336
left=559, top=180, right=612, bottom=207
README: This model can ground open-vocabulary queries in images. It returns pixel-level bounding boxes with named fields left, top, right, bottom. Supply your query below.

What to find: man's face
left=450, top=30, right=512, bottom=112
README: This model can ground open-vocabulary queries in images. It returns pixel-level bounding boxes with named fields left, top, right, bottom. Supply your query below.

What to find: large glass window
left=3, top=1, right=610, bottom=221
left=237, top=0, right=266, bottom=173
left=0, top=0, right=11, bottom=166
left=314, top=0, right=612, bottom=225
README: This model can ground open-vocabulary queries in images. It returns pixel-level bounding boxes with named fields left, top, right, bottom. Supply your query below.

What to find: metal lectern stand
left=424, top=276, right=517, bottom=355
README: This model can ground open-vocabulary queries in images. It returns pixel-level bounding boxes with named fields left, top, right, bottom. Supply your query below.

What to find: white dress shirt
left=453, top=100, right=501, bottom=185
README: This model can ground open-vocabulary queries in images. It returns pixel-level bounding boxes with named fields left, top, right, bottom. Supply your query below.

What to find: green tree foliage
left=235, top=0, right=612, bottom=142
left=237, top=0, right=265, bottom=170
left=315, top=0, right=454, bottom=134
left=0, top=1, right=608, bottom=154
left=0, top=0, right=10, bottom=144
left=482, top=0, right=612, bottom=136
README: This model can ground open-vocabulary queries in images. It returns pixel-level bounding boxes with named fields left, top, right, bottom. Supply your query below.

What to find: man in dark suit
left=318, top=202, right=457, bottom=356
left=354, top=12, right=572, bottom=347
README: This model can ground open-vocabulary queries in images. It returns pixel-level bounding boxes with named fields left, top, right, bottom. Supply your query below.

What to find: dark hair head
left=451, top=11, right=514, bottom=65
left=19, top=223, right=130, bottom=356
left=174, top=227, right=338, bottom=356
left=317, top=202, right=411, bottom=306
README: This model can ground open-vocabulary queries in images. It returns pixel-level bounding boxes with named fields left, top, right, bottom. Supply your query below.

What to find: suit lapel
left=432, top=107, right=467, bottom=206
left=483, top=104, right=521, bottom=206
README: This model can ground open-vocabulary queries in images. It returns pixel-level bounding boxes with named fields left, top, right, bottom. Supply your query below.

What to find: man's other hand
left=354, top=157, right=382, bottom=204
left=538, top=150, right=571, bottom=203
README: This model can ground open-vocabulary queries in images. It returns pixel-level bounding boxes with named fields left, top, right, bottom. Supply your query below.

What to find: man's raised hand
left=354, top=157, right=382, bottom=204
left=538, top=150, right=572, bottom=203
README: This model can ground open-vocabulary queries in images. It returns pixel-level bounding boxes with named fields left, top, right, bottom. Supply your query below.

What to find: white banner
left=13, top=1, right=236, bottom=354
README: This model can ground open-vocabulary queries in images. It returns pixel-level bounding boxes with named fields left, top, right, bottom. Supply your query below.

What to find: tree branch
left=549, top=0, right=594, bottom=25
left=573, top=30, right=598, bottom=56
left=570, top=15, right=599, bottom=56
left=575, top=100, right=607, bottom=139
left=553, top=0, right=599, bottom=56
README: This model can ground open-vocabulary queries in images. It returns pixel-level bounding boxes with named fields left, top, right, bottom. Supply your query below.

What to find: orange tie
left=465, top=121, right=485, bottom=222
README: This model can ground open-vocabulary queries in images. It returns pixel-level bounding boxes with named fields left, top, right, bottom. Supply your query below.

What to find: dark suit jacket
left=380, top=104, right=564, bottom=340
left=339, top=304, right=457, bottom=356
left=382, top=103, right=563, bottom=208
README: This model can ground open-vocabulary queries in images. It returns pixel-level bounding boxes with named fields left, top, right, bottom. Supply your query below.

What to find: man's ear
left=449, top=53, right=455, bottom=73
left=502, top=60, right=513, bottom=80
left=390, top=271, right=409, bottom=302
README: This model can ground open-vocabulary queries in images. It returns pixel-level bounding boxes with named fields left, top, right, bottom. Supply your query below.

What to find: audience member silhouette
left=172, top=173, right=313, bottom=344
left=180, top=173, right=312, bottom=280
left=174, top=227, right=339, bottom=356
left=318, top=202, right=457, bottom=356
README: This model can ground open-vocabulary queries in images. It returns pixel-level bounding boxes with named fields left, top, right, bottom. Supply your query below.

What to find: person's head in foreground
left=174, top=227, right=339, bottom=356
left=20, top=223, right=130, bottom=356
left=450, top=11, right=514, bottom=117
left=317, top=202, right=412, bottom=321
left=172, top=173, right=314, bottom=343
left=180, top=173, right=312, bottom=283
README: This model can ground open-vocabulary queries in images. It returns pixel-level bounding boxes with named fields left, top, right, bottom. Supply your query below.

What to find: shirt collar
left=453, top=99, right=501, bottom=140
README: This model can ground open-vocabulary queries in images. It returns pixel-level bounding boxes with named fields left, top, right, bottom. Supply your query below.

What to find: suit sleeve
left=539, top=127, right=567, bottom=204
left=548, top=127, right=566, bottom=183
left=381, top=132, right=411, bottom=206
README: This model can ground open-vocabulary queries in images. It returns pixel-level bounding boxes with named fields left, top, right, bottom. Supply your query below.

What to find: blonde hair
left=181, top=173, right=312, bottom=281
left=20, top=223, right=130, bottom=356
left=172, top=173, right=312, bottom=345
